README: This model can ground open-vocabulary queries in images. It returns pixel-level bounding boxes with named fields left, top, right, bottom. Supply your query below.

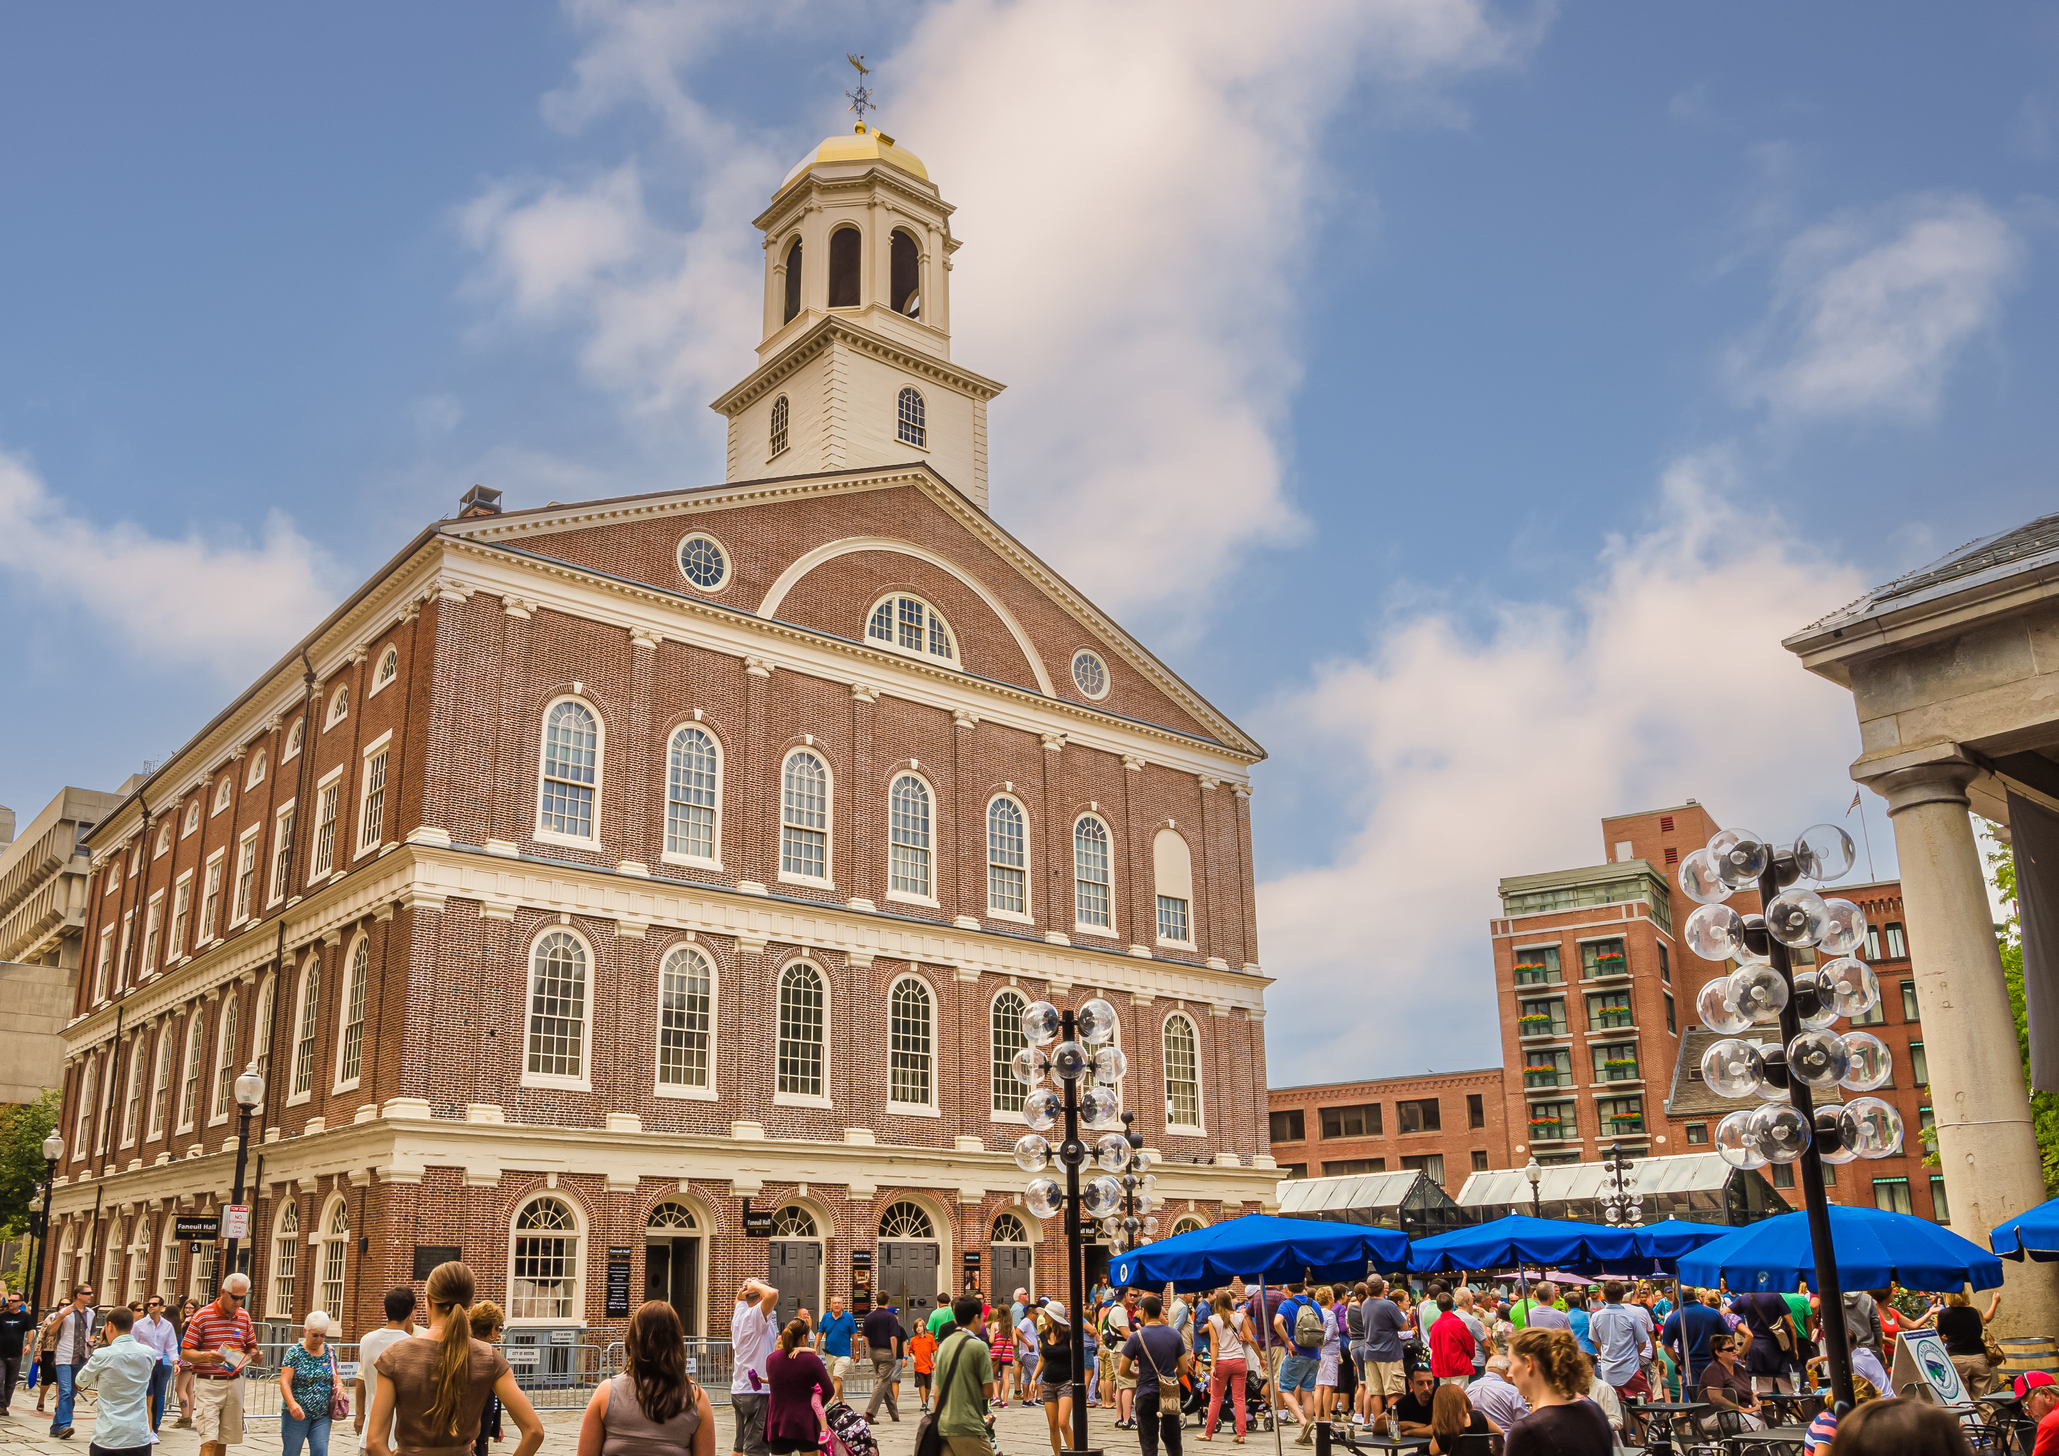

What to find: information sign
left=605, top=1253, right=633, bottom=1318
left=223, top=1205, right=252, bottom=1240
left=1891, top=1329, right=1970, bottom=1407
left=175, top=1215, right=220, bottom=1241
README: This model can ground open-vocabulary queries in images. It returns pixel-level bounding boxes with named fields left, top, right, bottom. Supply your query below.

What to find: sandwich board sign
left=1891, top=1329, right=1970, bottom=1407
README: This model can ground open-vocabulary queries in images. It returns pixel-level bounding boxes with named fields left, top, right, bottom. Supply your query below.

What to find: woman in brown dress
left=364, top=1262, right=543, bottom=1456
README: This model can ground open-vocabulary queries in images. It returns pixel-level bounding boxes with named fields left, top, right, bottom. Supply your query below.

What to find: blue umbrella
left=1632, top=1218, right=1737, bottom=1261
left=1107, top=1213, right=1409, bottom=1286
left=1678, top=1205, right=2005, bottom=1292
left=1991, top=1195, right=2059, bottom=1261
left=1408, top=1213, right=1642, bottom=1273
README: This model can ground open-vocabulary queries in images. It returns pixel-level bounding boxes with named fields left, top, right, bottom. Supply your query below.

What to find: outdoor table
left=1755, top=1393, right=1823, bottom=1426
left=1627, top=1399, right=1708, bottom=1451
left=1725, top=1425, right=1810, bottom=1443
left=1344, top=1437, right=1430, bottom=1453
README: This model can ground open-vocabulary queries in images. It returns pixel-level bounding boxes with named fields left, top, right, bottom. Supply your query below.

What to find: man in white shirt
left=133, top=1296, right=182, bottom=1432
left=354, top=1287, right=424, bottom=1449
left=75, top=1305, right=158, bottom=1456
left=731, top=1278, right=780, bottom=1456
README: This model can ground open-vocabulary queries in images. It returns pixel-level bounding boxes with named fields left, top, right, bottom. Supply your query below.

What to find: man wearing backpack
left=926, top=1294, right=996, bottom=1456
left=1272, top=1283, right=1324, bottom=1445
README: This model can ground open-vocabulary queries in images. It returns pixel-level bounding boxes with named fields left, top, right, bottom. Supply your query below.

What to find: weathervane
left=845, top=54, right=873, bottom=124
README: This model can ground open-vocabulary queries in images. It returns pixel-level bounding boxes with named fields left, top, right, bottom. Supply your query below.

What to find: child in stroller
left=1187, top=1357, right=1273, bottom=1434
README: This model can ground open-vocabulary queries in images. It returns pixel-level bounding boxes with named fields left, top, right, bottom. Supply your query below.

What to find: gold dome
left=779, top=123, right=929, bottom=191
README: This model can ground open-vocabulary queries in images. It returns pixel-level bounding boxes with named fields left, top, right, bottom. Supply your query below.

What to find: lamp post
left=1598, top=1143, right=1642, bottom=1227
left=31, top=1132, right=61, bottom=1309
left=217, top=1064, right=266, bottom=1291
left=1010, top=998, right=1127, bottom=1456
left=1679, top=822, right=1904, bottom=1412
left=1110, top=1113, right=1157, bottom=1255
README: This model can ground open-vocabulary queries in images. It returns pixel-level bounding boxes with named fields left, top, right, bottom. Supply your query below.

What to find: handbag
left=321, top=1347, right=352, bottom=1421
left=912, top=1338, right=971, bottom=1456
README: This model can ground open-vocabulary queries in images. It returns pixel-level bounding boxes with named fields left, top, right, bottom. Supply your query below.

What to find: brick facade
left=1265, top=1069, right=1511, bottom=1187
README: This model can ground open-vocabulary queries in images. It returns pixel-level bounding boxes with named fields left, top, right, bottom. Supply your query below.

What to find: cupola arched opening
left=783, top=239, right=803, bottom=323
left=828, top=227, right=862, bottom=308
left=891, top=230, right=920, bottom=318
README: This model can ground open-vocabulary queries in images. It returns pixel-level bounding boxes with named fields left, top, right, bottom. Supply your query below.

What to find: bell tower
left=710, top=122, right=1005, bottom=509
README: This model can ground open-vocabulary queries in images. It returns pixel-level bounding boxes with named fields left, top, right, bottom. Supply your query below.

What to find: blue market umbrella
left=1632, top=1218, right=1737, bottom=1261
left=1678, top=1205, right=2005, bottom=1292
left=1991, top=1195, right=2059, bottom=1261
left=1107, top=1213, right=1409, bottom=1287
left=1408, top=1213, right=1642, bottom=1273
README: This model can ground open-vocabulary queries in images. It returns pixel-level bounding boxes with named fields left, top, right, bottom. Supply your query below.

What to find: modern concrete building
left=1788, top=510, right=2059, bottom=1335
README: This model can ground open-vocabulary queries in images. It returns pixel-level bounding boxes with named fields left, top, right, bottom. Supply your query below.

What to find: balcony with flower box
left=1523, top=1064, right=1573, bottom=1091
left=1512, top=959, right=1562, bottom=988
left=1517, top=1013, right=1567, bottom=1043
left=1596, top=1056, right=1642, bottom=1084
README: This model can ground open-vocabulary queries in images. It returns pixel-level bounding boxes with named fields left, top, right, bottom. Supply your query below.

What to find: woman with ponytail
left=577, top=1301, right=713, bottom=1456
left=1503, top=1327, right=1609, bottom=1456
left=365, top=1262, right=543, bottom=1456
left=763, top=1319, right=833, bottom=1455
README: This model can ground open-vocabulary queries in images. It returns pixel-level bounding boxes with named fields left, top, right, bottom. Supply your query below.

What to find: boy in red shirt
left=1428, top=1293, right=1476, bottom=1383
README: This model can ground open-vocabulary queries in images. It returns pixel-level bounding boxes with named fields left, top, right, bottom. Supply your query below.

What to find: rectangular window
left=1824, top=1161, right=1836, bottom=1186
left=1397, top=1098, right=1440, bottom=1134
left=1157, top=894, right=1190, bottom=944
left=1920, top=1106, right=1936, bottom=1138
left=1518, top=997, right=1567, bottom=1037
left=1270, top=1109, right=1306, bottom=1143
left=1931, top=1175, right=1951, bottom=1225
left=1524, top=1048, right=1572, bottom=1089
left=1909, top=1041, right=1928, bottom=1085
left=1684, top=1122, right=1708, bottom=1145
left=657, top=959, right=712, bottom=1091
left=169, top=876, right=193, bottom=960
left=1322, top=1158, right=1385, bottom=1176
left=1902, top=981, right=1919, bottom=1021
left=1851, top=997, right=1888, bottom=1028
left=1866, top=924, right=1882, bottom=960
left=310, top=779, right=341, bottom=880
left=1320, top=1103, right=1382, bottom=1139
left=1885, top=922, right=1907, bottom=958
left=232, top=830, right=260, bottom=925
left=93, top=927, right=114, bottom=1003
left=115, top=910, right=133, bottom=990
left=1665, top=992, right=1677, bottom=1034
left=269, top=803, right=296, bottom=905
left=1772, top=1162, right=1794, bottom=1189
left=1592, top=1043, right=1640, bottom=1083
left=1074, top=821, right=1112, bottom=930
left=1873, top=1177, right=1913, bottom=1215
left=1511, top=946, right=1562, bottom=986
left=1528, top=1100, right=1576, bottom=1142
left=1467, top=1093, right=1485, bottom=1129
left=357, top=746, right=389, bottom=855
left=1582, top=938, right=1627, bottom=978
left=199, top=853, right=226, bottom=943
left=1277, top=1164, right=1308, bottom=1181
left=1597, top=1095, right=1644, bottom=1136
left=1400, top=1153, right=1446, bottom=1185
left=141, top=893, right=163, bottom=974
left=1658, top=942, right=1671, bottom=984
left=1585, top=990, right=1633, bottom=1032
left=1472, top=1150, right=1490, bottom=1171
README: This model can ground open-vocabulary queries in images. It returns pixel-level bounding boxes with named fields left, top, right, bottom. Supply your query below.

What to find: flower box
left=1602, top=1058, right=1638, bottom=1069
left=1517, top=1014, right=1553, bottom=1025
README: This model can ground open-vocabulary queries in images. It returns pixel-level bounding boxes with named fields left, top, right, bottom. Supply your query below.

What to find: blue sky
left=3, top=2, right=2054, bottom=1072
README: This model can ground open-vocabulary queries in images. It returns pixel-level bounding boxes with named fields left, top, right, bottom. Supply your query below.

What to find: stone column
left=1872, top=754, right=2059, bottom=1335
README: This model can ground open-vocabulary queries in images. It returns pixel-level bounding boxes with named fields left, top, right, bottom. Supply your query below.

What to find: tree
left=0, top=1089, right=60, bottom=1235
left=1984, top=846, right=2059, bottom=1196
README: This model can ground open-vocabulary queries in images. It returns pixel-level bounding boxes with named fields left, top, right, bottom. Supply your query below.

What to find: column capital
left=1856, top=744, right=1981, bottom=816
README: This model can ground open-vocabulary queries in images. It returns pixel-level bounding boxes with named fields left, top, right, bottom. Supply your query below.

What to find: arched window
left=866, top=595, right=955, bottom=663
left=284, top=718, right=305, bottom=762
left=987, top=798, right=1028, bottom=917
left=888, top=775, right=932, bottom=899
left=890, top=230, right=921, bottom=318
left=1074, top=816, right=1113, bottom=931
left=526, top=930, right=589, bottom=1085
left=782, top=238, right=803, bottom=323
left=371, top=646, right=399, bottom=694
left=325, top=685, right=349, bottom=729
left=1170, top=1215, right=1207, bottom=1236
left=1163, top=1014, right=1202, bottom=1131
left=657, top=944, right=714, bottom=1092
left=665, top=727, right=721, bottom=863
left=510, top=1196, right=579, bottom=1320
left=888, top=977, right=932, bottom=1109
left=896, top=386, right=926, bottom=448
left=992, top=990, right=1028, bottom=1115
left=1154, top=828, right=1194, bottom=945
left=992, top=1213, right=1029, bottom=1244
left=253, top=975, right=277, bottom=1083
left=538, top=699, right=600, bottom=841
left=878, top=1201, right=935, bottom=1240
left=104, top=1220, right=124, bottom=1301
left=771, top=1205, right=817, bottom=1238
left=777, top=963, right=826, bottom=1098
left=290, top=958, right=321, bottom=1099
left=156, top=821, right=172, bottom=856
left=336, top=936, right=370, bottom=1088
left=158, top=1213, right=179, bottom=1294
left=177, top=1011, right=208, bottom=1129
left=769, top=395, right=790, bottom=457
left=120, top=1037, right=148, bottom=1146
left=72, top=1057, right=96, bottom=1156
left=183, top=801, right=200, bottom=836
left=318, top=1196, right=349, bottom=1314
left=828, top=226, right=861, bottom=308
left=213, top=777, right=233, bottom=813
left=149, top=1025, right=176, bottom=1138
left=246, top=748, right=267, bottom=788
left=648, top=1203, right=697, bottom=1232
left=271, top=1200, right=299, bottom=1320
left=210, top=993, right=239, bottom=1122
left=54, top=1222, right=75, bottom=1290
left=780, top=751, right=831, bottom=883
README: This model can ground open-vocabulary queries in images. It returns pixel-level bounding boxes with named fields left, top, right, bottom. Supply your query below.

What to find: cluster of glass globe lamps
left=1680, top=824, right=1904, bottom=1173
left=1008, top=997, right=1164, bottom=1252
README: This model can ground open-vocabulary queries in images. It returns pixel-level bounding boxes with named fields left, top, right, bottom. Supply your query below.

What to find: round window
left=1071, top=650, right=1110, bottom=700
left=677, top=533, right=729, bottom=591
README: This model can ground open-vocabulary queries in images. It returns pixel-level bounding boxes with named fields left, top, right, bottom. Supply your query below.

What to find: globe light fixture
left=1793, top=823, right=1857, bottom=883
left=1818, top=899, right=1868, bottom=957
left=1685, top=903, right=1748, bottom=961
left=1709, top=828, right=1772, bottom=889
left=1697, top=977, right=1754, bottom=1035
left=1677, top=848, right=1732, bottom=906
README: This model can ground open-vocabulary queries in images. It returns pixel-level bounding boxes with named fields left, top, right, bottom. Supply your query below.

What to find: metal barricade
left=241, top=1340, right=357, bottom=1425
left=683, top=1340, right=735, bottom=1406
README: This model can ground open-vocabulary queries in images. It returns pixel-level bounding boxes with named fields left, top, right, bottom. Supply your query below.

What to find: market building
left=39, top=119, right=1280, bottom=1346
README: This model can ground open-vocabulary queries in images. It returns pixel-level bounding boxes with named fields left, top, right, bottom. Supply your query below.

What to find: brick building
left=40, top=121, right=1280, bottom=1345
left=1266, top=1070, right=1510, bottom=1187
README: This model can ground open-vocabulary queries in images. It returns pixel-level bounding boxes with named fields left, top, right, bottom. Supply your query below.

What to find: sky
left=3, top=2, right=2057, bottom=1078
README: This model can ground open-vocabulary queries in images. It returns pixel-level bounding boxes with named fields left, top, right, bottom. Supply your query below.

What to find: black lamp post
left=1110, top=1113, right=1154, bottom=1254
left=1597, top=1143, right=1642, bottom=1227
left=217, top=1063, right=265, bottom=1291
left=1011, top=998, right=1126, bottom=1456
left=31, top=1132, right=61, bottom=1308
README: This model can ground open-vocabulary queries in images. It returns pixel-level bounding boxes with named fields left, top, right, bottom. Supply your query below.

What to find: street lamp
left=1598, top=1143, right=1642, bottom=1226
left=1679, top=821, right=1901, bottom=1412
left=1520, top=1158, right=1542, bottom=1306
left=218, top=1064, right=266, bottom=1292
left=1108, top=1113, right=1156, bottom=1254
left=31, top=1132, right=61, bottom=1308
left=1011, top=997, right=1125, bottom=1456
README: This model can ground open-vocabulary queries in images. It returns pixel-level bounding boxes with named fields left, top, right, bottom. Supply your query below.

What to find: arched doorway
left=990, top=1213, right=1033, bottom=1304
left=767, top=1205, right=823, bottom=1328
left=644, top=1202, right=702, bottom=1334
left=876, top=1201, right=939, bottom=1322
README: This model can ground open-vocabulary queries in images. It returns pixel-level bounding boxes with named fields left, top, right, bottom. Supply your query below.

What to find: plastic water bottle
left=1387, top=1409, right=1399, bottom=1440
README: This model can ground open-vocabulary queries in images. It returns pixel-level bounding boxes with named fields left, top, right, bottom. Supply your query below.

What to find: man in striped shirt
left=180, top=1272, right=258, bottom=1456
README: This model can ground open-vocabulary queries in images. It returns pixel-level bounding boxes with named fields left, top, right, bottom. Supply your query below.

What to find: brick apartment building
left=40, top=120, right=1281, bottom=1346
left=1266, top=1069, right=1511, bottom=1185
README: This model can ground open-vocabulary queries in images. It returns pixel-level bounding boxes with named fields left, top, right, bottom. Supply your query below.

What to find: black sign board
left=850, top=1250, right=872, bottom=1270
left=605, top=1252, right=633, bottom=1318
left=961, top=1251, right=981, bottom=1268
left=608, top=1246, right=633, bottom=1260
left=413, top=1245, right=462, bottom=1279
left=742, top=1206, right=775, bottom=1238
left=175, top=1215, right=220, bottom=1241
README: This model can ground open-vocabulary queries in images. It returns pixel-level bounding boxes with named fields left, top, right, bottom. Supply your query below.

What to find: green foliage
left=0, top=1089, right=60, bottom=1235
left=1987, top=845, right=2059, bottom=1196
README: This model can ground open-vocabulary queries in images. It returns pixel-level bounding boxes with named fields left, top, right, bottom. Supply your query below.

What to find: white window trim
left=534, top=696, right=604, bottom=850
left=92, top=926, right=115, bottom=1006
left=1072, top=813, right=1118, bottom=940
left=886, top=770, right=940, bottom=907
left=154, top=823, right=171, bottom=857
left=1162, top=1011, right=1206, bottom=1137
left=355, top=730, right=394, bottom=860
left=198, top=847, right=228, bottom=946
left=283, top=718, right=305, bottom=763
left=777, top=749, right=835, bottom=890
left=314, top=1193, right=350, bottom=1315
left=1155, top=903, right=1196, bottom=950
left=182, top=801, right=200, bottom=838
left=675, top=532, right=733, bottom=593
left=309, top=766, right=344, bottom=883
left=989, top=987, right=1031, bottom=1125
left=768, top=395, right=791, bottom=462
left=659, top=723, right=725, bottom=871
left=168, top=870, right=195, bottom=965
left=284, top=956, right=321, bottom=1107
left=895, top=385, right=930, bottom=452
left=145, top=1025, right=173, bottom=1142
left=653, top=940, right=719, bottom=1102
left=246, top=749, right=267, bottom=790
left=773, top=959, right=832, bottom=1109
left=212, top=777, right=233, bottom=816
left=520, top=926, right=595, bottom=1092
left=506, top=1194, right=586, bottom=1328
left=140, top=891, right=165, bottom=978
left=207, top=993, right=238, bottom=1127
left=862, top=592, right=958, bottom=665
left=885, top=971, right=940, bottom=1116
left=1070, top=648, right=1112, bottom=701
left=174, top=1011, right=207, bottom=1134
left=268, top=799, right=297, bottom=907
left=119, top=1036, right=148, bottom=1148
left=985, top=793, right=1033, bottom=924
left=230, top=827, right=262, bottom=928
left=367, top=645, right=400, bottom=698
left=332, top=932, right=370, bottom=1095
left=324, top=684, right=349, bottom=731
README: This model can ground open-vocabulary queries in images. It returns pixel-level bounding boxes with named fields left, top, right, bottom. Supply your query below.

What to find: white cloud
left=1728, top=193, right=2023, bottom=423
left=459, top=0, right=1540, bottom=628
left=1253, top=451, right=1870, bottom=1068
left=0, top=449, right=344, bottom=681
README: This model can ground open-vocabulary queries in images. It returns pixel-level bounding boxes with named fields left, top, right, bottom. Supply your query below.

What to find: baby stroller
left=823, top=1402, right=877, bottom=1456
left=1194, top=1362, right=1274, bottom=1434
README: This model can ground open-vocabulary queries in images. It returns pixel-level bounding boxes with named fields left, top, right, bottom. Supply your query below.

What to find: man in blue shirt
left=1567, top=1287, right=1595, bottom=1355
left=74, top=1305, right=157, bottom=1456
left=1660, top=1287, right=1728, bottom=1393
left=816, top=1295, right=858, bottom=1404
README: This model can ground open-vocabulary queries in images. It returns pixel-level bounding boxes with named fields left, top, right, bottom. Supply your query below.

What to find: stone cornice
left=708, top=316, right=1004, bottom=418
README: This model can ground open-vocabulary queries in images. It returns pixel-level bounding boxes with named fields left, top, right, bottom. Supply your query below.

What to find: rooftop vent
left=459, top=485, right=502, bottom=518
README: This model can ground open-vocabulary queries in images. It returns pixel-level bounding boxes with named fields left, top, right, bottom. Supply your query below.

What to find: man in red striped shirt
left=180, top=1272, right=258, bottom=1456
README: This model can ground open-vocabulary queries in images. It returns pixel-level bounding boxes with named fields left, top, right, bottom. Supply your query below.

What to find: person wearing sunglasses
left=181, top=1273, right=259, bottom=1456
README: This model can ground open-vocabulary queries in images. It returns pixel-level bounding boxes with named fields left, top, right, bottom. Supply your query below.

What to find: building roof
left=1277, top=1169, right=1455, bottom=1215
left=1791, top=510, right=2059, bottom=642
left=1455, top=1150, right=1742, bottom=1206
left=780, top=124, right=929, bottom=190
left=1664, top=1026, right=1735, bottom=1118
